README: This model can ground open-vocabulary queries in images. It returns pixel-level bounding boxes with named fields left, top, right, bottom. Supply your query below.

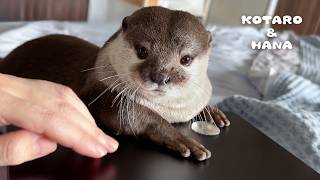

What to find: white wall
left=88, top=0, right=139, bottom=23
left=88, top=0, right=274, bottom=26
left=206, top=0, right=270, bottom=26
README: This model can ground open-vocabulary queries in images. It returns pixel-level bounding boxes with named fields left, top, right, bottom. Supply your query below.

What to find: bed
left=0, top=21, right=319, bottom=173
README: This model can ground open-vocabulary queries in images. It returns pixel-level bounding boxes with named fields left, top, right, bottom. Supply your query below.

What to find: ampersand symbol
left=266, top=28, right=277, bottom=38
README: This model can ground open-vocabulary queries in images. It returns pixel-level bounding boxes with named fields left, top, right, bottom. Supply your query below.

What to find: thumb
left=0, top=130, right=57, bottom=166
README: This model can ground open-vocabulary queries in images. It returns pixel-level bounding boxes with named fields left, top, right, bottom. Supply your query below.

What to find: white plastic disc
left=191, top=121, right=220, bottom=136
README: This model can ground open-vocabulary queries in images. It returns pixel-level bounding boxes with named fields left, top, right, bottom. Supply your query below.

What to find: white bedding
left=0, top=21, right=264, bottom=103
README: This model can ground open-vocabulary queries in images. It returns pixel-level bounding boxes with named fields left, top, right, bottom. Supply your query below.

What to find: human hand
left=0, top=73, right=118, bottom=165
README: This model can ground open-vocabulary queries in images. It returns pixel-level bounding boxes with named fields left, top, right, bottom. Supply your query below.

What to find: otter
left=0, top=7, right=230, bottom=161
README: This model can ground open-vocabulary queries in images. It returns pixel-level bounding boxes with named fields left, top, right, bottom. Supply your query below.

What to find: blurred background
left=0, top=0, right=319, bottom=35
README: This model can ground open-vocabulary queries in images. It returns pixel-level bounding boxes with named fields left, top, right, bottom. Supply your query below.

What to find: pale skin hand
left=0, top=73, right=119, bottom=166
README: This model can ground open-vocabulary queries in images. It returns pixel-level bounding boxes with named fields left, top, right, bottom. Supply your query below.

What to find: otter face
left=103, top=7, right=212, bottom=110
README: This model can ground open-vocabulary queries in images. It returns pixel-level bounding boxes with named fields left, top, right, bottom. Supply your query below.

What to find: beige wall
left=88, top=0, right=139, bottom=22
left=207, top=0, right=270, bottom=26
left=88, top=0, right=272, bottom=26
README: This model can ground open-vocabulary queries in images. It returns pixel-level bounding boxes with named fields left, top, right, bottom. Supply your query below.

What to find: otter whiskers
left=189, top=80, right=212, bottom=124
left=116, top=83, right=139, bottom=137
left=80, top=65, right=113, bottom=72
left=105, top=76, right=140, bottom=137
left=189, top=80, right=219, bottom=127
left=88, top=74, right=129, bottom=106
left=99, top=73, right=130, bottom=82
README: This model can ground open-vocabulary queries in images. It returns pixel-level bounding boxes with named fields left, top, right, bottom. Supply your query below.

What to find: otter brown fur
left=0, top=7, right=230, bottom=161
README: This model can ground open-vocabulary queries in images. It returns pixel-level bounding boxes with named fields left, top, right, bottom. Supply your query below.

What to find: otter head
left=99, top=6, right=213, bottom=122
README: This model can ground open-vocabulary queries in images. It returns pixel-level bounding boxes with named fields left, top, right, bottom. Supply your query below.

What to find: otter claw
left=207, top=106, right=230, bottom=127
left=168, top=135, right=211, bottom=161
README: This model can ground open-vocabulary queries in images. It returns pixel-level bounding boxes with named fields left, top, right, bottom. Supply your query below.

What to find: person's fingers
left=32, top=80, right=96, bottom=125
left=0, top=74, right=96, bottom=126
left=0, top=91, right=119, bottom=158
left=0, top=130, right=57, bottom=166
left=0, top=73, right=118, bottom=158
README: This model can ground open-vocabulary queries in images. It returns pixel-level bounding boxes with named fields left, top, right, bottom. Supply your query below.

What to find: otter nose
left=150, top=72, right=171, bottom=85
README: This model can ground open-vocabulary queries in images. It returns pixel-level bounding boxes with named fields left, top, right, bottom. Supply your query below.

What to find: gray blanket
left=218, top=36, right=320, bottom=173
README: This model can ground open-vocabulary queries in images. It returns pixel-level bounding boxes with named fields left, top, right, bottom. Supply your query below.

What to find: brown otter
left=0, top=6, right=230, bottom=161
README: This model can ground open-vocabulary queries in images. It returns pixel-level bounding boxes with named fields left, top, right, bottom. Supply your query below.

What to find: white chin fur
left=99, top=32, right=212, bottom=123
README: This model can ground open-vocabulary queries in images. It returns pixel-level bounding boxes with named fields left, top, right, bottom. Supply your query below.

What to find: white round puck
left=191, top=121, right=220, bottom=136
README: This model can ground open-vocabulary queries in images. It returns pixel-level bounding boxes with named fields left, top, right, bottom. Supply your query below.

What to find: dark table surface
left=3, top=113, right=320, bottom=180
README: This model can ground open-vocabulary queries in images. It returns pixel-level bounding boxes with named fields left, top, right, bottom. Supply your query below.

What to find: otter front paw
left=205, top=106, right=230, bottom=128
left=165, top=134, right=211, bottom=161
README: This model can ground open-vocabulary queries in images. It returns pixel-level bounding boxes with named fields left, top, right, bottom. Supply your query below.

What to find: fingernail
left=108, top=138, right=119, bottom=152
left=95, top=145, right=108, bottom=157
left=98, top=130, right=119, bottom=152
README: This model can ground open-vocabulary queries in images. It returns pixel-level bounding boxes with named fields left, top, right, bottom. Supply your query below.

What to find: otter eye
left=136, top=46, right=148, bottom=59
left=180, top=55, right=192, bottom=66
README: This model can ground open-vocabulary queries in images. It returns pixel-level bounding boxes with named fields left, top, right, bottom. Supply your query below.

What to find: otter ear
left=122, top=16, right=129, bottom=31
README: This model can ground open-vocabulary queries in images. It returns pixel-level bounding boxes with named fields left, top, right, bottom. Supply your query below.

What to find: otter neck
left=93, top=39, right=212, bottom=124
